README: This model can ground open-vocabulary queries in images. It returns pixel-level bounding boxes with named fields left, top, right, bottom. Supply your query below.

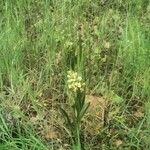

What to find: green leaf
left=59, top=107, right=72, bottom=129
left=75, top=90, right=85, bottom=112
left=78, top=102, right=90, bottom=122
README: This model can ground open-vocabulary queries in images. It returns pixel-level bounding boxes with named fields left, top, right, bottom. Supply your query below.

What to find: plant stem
left=73, top=124, right=81, bottom=150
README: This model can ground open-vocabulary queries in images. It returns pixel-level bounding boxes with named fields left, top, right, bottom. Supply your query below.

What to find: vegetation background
left=0, top=0, right=150, bottom=149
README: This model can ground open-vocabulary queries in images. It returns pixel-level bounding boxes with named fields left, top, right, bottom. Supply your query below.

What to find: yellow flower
left=67, top=70, right=85, bottom=93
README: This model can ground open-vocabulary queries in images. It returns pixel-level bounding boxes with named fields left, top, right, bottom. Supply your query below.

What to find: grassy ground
left=0, top=0, right=150, bottom=149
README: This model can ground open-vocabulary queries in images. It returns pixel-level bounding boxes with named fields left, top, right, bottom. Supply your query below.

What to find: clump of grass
left=0, top=0, right=150, bottom=149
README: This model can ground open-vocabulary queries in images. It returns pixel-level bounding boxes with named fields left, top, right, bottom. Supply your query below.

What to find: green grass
left=0, top=0, right=150, bottom=149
